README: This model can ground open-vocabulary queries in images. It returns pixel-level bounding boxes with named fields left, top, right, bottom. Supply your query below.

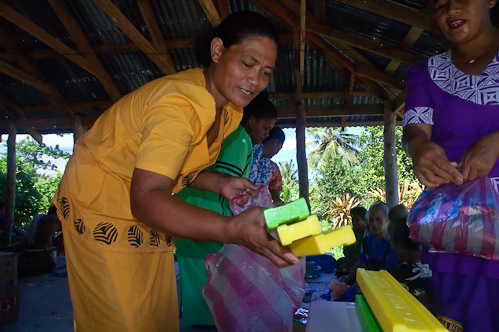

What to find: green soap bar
left=355, top=294, right=382, bottom=332
left=264, top=197, right=309, bottom=229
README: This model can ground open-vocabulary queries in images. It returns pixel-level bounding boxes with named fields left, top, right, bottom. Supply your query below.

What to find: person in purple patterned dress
left=402, top=1, right=499, bottom=331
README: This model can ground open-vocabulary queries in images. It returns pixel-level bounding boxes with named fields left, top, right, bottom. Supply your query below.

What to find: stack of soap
left=263, top=198, right=356, bottom=256
left=356, top=268, right=447, bottom=332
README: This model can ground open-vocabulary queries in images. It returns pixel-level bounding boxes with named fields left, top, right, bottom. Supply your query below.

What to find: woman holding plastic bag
left=402, top=1, right=499, bottom=331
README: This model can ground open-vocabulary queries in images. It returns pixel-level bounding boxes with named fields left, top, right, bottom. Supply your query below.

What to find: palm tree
left=279, top=160, right=298, bottom=186
left=307, top=127, right=360, bottom=169
left=279, top=160, right=299, bottom=203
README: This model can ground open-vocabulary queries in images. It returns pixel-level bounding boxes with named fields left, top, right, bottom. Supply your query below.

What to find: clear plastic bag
left=408, top=176, right=499, bottom=261
left=229, top=183, right=275, bottom=215
left=203, top=183, right=305, bottom=332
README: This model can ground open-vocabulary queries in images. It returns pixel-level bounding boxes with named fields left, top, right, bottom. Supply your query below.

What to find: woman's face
left=368, top=208, right=387, bottom=237
left=210, top=36, right=278, bottom=108
left=434, top=0, right=496, bottom=44
left=246, top=116, right=276, bottom=143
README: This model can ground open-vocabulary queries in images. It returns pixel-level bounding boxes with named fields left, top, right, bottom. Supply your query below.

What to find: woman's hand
left=190, top=171, right=259, bottom=199
left=403, top=124, right=463, bottom=187
left=458, top=131, right=499, bottom=182
left=219, top=175, right=259, bottom=201
left=411, top=139, right=463, bottom=187
left=224, top=206, right=300, bottom=267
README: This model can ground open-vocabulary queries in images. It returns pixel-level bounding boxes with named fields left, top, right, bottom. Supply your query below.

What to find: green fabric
left=342, top=229, right=363, bottom=261
left=174, top=125, right=253, bottom=325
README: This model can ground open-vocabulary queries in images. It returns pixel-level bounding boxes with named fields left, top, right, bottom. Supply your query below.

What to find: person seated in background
left=336, top=206, right=368, bottom=277
left=345, top=202, right=399, bottom=283
left=0, top=200, right=27, bottom=241
left=27, top=205, right=63, bottom=252
left=329, top=203, right=399, bottom=302
left=262, top=127, right=286, bottom=206
left=386, top=204, right=434, bottom=313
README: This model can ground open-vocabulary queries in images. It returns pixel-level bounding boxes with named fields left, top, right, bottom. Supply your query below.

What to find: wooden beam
left=0, top=2, right=114, bottom=85
left=0, top=61, right=63, bottom=98
left=392, top=89, right=407, bottom=116
left=92, top=0, right=176, bottom=74
left=277, top=103, right=384, bottom=118
left=255, top=0, right=396, bottom=100
left=137, top=0, right=175, bottom=72
left=217, top=0, right=230, bottom=19
left=333, top=0, right=441, bottom=35
left=0, top=25, right=74, bottom=117
left=0, top=93, right=43, bottom=144
left=277, top=118, right=402, bottom=128
left=383, top=100, right=399, bottom=207
left=47, top=0, right=122, bottom=102
left=307, top=20, right=425, bottom=66
left=314, top=0, right=326, bottom=23
left=1, top=121, right=16, bottom=247
left=0, top=33, right=295, bottom=61
left=198, top=0, right=222, bottom=27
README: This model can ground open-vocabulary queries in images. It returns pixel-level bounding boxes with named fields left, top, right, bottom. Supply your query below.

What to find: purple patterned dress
left=404, top=51, right=499, bottom=332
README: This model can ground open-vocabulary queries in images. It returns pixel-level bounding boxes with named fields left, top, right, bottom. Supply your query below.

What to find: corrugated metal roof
left=0, top=0, right=453, bottom=134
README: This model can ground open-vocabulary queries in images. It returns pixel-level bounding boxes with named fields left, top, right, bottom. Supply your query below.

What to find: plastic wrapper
left=408, top=176, right=499, bottom=261
left=203, top=183, right=305, bottom=332
left=229, top=183, right=275, bottom=215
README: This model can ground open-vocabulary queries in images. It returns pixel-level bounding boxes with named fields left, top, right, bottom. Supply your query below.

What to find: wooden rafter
left=47, top=0, right=122, bottom=102
left=0, top=25, right=74, bottom=117
left=334, top=0, right=441, bottom=35
left=92, top=0, right=176, bottom=74
left=0, top=2, right=114, bottom=85
left=198, top=0, right=222, bottom=27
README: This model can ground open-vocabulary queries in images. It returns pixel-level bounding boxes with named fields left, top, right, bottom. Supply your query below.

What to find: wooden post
left=73, top=114, right=83, bottom=145
left=383, top=100, right=399, bottom=207
left=1, top=121, right=17, bottom=247
left=296, top=104, right=309, bottom=205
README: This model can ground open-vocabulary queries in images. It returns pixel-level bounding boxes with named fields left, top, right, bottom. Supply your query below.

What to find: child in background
left=387, top=204, right=434, bottom=313
left=336, top=206, right=368, bottom=277
left=329, top=203, right=399, bottom=301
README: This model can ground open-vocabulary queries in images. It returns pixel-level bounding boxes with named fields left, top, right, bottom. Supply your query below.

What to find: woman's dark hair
left=350, top=206, right=367, bottom=220
left=387, top=204, right=420, bottom=252
left=241, top=91, right=277, bottom=123
left=264, top=126, right=285, bottom=144
left=196, top=11, right=279, bottom=68
left=492, top=2, right=499, bottom=26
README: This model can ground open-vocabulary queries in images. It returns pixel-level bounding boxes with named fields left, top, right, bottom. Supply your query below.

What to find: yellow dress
left=53, top=68, right=242, bottom=331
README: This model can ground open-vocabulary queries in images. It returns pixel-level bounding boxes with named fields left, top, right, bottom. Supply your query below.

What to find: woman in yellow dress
left=53, top=11, right=299, bottom=332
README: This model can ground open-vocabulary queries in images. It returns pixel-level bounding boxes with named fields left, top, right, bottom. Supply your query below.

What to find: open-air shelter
left=0, top=0, right=449, bottom=245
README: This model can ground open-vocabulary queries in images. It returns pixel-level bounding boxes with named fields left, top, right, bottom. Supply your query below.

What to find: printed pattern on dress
left=402, top=107, right=434, bottom=127
left=73, top=218, right=86, bottom=235
left=127, top=225, right=144, bottom=248
left=249, top=143, right=272, bottom=185
left=93, top=222, right=118, bottom=245
left=429, top=52, right=499, bottom=106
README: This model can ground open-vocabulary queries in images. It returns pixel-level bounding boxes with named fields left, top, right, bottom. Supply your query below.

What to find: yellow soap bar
left=356, top=269, right=447, bottom=332
left=287, top=225, right=355, bottom=257
left=277, top=215, right=322, bottom=246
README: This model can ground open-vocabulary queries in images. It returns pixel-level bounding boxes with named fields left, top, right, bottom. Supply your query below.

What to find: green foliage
left=307, top=127, right=360, bottom=169
left=0, top=137, right=70, bottom=228
left=310, top=125, right=419, bottom=223
left=279, top=160, right=299, bottom=203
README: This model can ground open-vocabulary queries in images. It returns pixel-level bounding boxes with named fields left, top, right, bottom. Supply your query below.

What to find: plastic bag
left=408, top=176, right=499, bottom=261
left=229, top=183, right=275, bottom=216
left=203, top=183, right=305, bottom=332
